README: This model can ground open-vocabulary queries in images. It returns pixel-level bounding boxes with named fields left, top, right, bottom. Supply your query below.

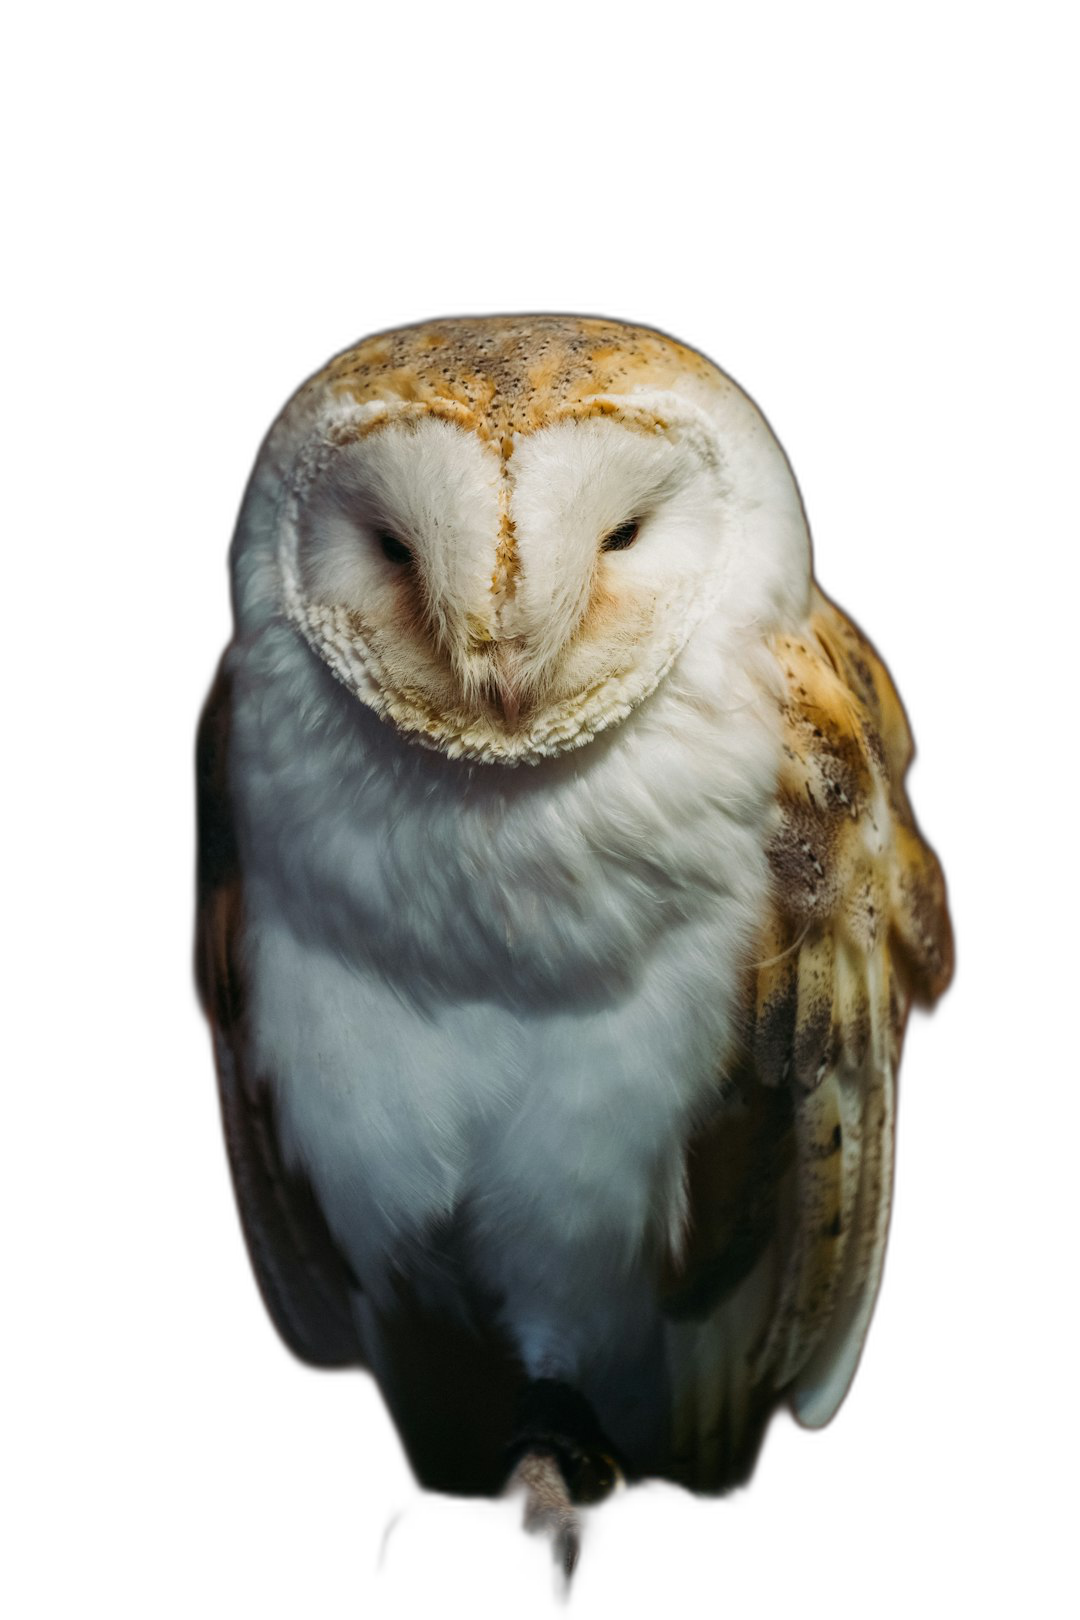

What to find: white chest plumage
left=231, top=617, right=782, bottom=1378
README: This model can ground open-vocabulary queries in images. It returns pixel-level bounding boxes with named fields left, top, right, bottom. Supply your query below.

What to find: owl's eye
left=601, top=519, right=640, bottom=553
left=375, top=528, right=413, bottom=566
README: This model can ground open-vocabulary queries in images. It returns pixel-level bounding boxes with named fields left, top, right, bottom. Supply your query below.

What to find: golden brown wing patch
left=751, top=588, right=952, bottom=1416
left=661, top=592, right=952, bottom=1482
left=753, top=588, right=952, bottom=1105
left=765, top=588, right=953, bottom=1021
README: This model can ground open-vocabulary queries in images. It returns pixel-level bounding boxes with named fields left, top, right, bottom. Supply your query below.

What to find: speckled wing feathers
left=663, top=590, right=952, bottom=1480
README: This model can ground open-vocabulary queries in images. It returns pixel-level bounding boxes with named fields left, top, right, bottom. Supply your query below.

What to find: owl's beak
left=491, top=641, right=522, bottom=728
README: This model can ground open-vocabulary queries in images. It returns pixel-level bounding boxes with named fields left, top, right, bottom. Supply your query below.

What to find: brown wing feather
left=661, top=590, right=952, bottom=1483
left=196, top=659, right=364, bottom=1368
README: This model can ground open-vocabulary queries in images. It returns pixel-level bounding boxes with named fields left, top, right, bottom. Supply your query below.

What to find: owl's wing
left=196, top=660, right=364, bottom=1367
left=663, top=589, right=952, bottom=1484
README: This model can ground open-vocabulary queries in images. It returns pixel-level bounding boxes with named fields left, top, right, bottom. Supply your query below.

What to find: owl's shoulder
left=765, top=587, right=953, bottom=1011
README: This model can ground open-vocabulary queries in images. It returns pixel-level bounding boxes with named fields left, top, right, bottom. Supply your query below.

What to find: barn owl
left=196, top=315, right=952, bottom=1572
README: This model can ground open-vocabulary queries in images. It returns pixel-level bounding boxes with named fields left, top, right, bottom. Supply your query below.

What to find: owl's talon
left=559, top=1519, right=581, bottom=1579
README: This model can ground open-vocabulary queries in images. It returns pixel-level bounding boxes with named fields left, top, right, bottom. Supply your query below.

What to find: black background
left=165, top=234, right=1003, bottom=1613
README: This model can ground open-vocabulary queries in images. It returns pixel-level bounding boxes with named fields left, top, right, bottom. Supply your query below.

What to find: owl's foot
left=506, top=1378, right=625, bottom=1576
left=511, top=1450, right=581, bottom=1578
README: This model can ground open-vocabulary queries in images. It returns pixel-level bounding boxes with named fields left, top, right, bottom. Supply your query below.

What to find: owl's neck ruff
left=279, top=569, right=712, bottom=766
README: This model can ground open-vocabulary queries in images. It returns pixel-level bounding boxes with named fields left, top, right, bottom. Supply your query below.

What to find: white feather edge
left=789, top=951, right=897, bottom=1428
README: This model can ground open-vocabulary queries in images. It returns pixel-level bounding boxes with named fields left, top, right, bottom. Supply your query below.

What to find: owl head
left=233, top=316, right=812, bottom=763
